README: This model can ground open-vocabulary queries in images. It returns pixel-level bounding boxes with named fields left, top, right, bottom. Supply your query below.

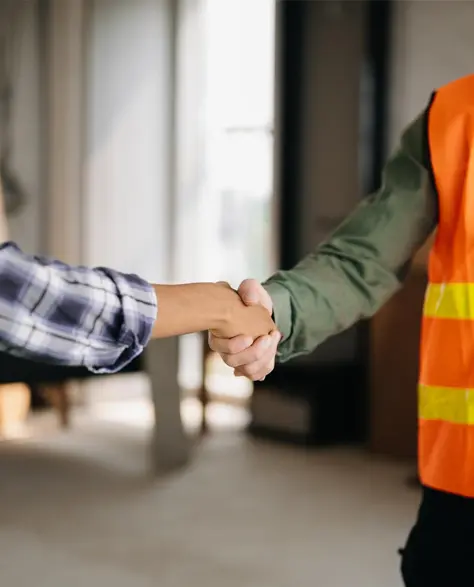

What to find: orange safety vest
left=420, top=74, right=474, bottom=497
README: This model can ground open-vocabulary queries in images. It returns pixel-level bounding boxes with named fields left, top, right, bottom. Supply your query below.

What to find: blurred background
left=0, top=0, right=470, bottom=585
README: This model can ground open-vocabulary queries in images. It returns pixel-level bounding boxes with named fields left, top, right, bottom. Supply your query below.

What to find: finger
left=234, top=351, right=276, bottom=381
left=254, top=361, right=276, bottom=382
left=238, top=279, right=260, bottom=304
left=221, top=334, right=273, bottom=369
left=233, top=346, right=275, bottom=379
left=238, top=279, right=273, bottom=313
left=208, top=332, right=253, bottom=354
left=233, top=332, right=279, bottom=379
left=235, top=361, right=275, bottom=381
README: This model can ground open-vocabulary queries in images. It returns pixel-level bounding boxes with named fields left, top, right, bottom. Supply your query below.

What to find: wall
left=388, top=0, right=474, bottom=146
left=9, top=0, right=42, bottom=254
left=84, top=0, right=173, bottom=283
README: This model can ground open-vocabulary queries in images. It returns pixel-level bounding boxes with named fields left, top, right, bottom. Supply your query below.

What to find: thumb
left=238, top=279, right=272, bottom=313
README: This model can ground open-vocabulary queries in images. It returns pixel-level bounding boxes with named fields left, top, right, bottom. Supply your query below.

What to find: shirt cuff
left=89, top=272, right=157, bottom=374
left=263, top=281, right=293, bottom=360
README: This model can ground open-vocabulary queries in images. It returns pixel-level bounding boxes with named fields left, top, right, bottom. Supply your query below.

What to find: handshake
left=209, top=279, right=280, bottom=382
left=153, top=279, right=280, bottom=381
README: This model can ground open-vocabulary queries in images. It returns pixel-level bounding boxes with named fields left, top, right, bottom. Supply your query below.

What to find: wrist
left=208, top=282, right=238, bottom=331
left=262, top=282, right=290, bottom=342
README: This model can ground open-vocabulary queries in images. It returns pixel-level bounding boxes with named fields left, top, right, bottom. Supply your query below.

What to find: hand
left=210, top=281, right=275, bottom=340
left=208, top=279, right=281, bottom=381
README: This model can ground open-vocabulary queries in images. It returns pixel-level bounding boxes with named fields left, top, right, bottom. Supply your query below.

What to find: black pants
left=401, top=486, right=474, bottom=586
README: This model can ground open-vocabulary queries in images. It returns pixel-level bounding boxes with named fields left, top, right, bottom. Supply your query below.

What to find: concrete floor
left=0, top=403, right=420, bottom=587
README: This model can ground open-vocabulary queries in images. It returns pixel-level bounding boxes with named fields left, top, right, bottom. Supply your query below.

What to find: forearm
left=151, top=284, right=222, bottom=338
left=151, top=283, right=274, bottom=340
left=265, top=232, right=409, bottom=362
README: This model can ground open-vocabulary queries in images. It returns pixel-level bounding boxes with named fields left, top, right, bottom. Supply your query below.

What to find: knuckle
left=249, top=346, right=265, bottom=362
left=229, top=339, right=244, bottom=354
left=245, top=362, right=261, bottom=378
left=236, top=365, right=255, bottom=379
left=223, top=354, right=239, bottom=369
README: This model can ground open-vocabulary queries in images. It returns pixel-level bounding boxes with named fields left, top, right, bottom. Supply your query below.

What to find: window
left=177, top=0, right=277, bottom=404
left=200, top=0, right=276, bottom=286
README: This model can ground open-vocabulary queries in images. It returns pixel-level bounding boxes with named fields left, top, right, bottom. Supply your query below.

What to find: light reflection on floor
left=1, top=370, right=250, bottom=441
left=89, top=397, right=249, bottom=433
left=2, top=397, right=250, bottom=442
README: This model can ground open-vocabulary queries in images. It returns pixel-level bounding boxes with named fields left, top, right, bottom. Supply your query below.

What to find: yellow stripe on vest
left=419, top=383, right=474, bottom=425
left=424, top=283, right=474, bottom=320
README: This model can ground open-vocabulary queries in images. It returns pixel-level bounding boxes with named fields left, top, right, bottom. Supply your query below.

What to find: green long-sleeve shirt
left=264, top=110, right=437, bottom=363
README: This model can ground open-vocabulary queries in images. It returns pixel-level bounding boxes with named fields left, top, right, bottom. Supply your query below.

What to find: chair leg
left=41, top=383, right=71, bottom=428
left=198, top=334, right=212, bottom=435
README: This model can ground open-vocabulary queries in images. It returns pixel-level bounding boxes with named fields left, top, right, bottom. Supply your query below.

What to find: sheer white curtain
left=174, top=0, right=276, bottom=288
left=174, top=0, right=277, bottom=396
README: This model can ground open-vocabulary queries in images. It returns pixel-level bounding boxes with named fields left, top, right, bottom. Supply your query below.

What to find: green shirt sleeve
left=264, top=110, right=437, bottom=363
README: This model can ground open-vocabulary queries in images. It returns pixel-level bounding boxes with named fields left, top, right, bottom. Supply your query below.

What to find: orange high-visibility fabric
left=421, top=74, right=474, bottom=497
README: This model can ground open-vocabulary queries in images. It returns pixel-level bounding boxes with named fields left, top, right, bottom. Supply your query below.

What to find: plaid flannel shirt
left=0, top=242, right=157, bottom=373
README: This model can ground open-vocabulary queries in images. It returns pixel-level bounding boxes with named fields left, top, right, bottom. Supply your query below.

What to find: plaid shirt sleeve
left=0, top=242, right=157, bottom=373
